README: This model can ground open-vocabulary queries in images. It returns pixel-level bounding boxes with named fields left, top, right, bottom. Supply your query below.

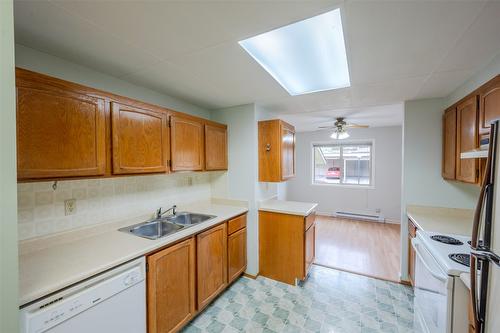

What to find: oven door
left=412, top=235, right=453, bottom=333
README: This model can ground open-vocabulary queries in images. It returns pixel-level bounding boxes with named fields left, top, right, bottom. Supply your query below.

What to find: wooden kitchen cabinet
left=408, top=219, right=417, bottom=286
left=170, top=115, right=204, bottom=171
left=442, top=107, right=457, bottom=180
left=16, top=69, right=106, bottom=180
left=147, top=238, right=196, bottom=333
left=258, top=119, right=295, bottom=182
left=259, top=211, right=316, bottom=285
left=227, top=214, right=247, bottom=283
left=456, top=95, right=479, bottom=184
left=204, top=123, right=228, bottom=170
left=111, top=102, right=169, bottom=174
left=197, top=223, right=227, bottom=310
left=479, top=75, right=500, bottom=135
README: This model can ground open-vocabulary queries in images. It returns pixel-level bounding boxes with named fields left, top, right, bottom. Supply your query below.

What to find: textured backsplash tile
left=17, top=173, right=213, bottom=240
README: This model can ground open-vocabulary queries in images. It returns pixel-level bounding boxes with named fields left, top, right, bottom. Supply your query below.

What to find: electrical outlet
left=375, top=208, right=381, bottom=214
left=65, top=199, right=77, bottom=216
left=187, top=176, right=193, bottom=186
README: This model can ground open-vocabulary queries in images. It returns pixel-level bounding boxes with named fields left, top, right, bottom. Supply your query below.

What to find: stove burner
left=431, top=235, right=464, bottom=245
left=449, top=253, right=470, bottom=267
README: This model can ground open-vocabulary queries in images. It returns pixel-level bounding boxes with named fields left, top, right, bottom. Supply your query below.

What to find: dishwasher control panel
left=20, top=258, right=145, bottom=333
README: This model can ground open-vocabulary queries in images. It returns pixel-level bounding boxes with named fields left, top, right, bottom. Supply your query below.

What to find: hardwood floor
left=314, top=215, right=401, bottom=282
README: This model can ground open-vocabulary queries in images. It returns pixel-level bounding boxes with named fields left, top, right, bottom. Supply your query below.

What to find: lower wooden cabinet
left=259, top=210, right=316, bottom=285
left=305, top=222, right=316, bottom=276
left=197, top=223, right=228, bottom=310
left=147, top=238, right=196, bottom=333
left=227, top=215, right=247, bottom=284
left=408, top=219, right=417, bottom=286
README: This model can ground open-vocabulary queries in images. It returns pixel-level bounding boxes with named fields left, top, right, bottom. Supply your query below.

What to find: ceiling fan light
left=330, top=129, right=349, bottom=140
left=338, top=131, right=350, bottom=139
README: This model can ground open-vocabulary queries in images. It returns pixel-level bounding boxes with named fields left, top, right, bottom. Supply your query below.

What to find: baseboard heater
left=335, top=211, right=385, bottom=222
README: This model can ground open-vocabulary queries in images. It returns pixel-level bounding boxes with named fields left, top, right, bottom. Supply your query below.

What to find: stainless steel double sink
left=119, top=212, right=216, bottom=240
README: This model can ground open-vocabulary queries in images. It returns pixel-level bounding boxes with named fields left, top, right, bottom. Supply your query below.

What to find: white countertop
left=259, top=199, right=317, bottom=216
left=407, top=205, right=474, bottom=236
left=19, top=200, right=248, bottom=306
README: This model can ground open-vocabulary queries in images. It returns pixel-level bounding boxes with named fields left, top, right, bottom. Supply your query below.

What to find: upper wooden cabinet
left=16, top=69, right=106, bottom=180
left=456, top=96, right=479, bottom=184
left=170, top=115, right=204, bottom=171
left=196, top=223, right=227, bottom=310
left=111, top=102, right=169, bottom=174
left=147, top=238, right=196, bottom=333
left=15, top=69, right=229, bottom=181
left=258, top=119, right=295, bottom=182
left=479, top=75, right=500, bottom=135
left=442, top=107, right=457, bottom=180
left=204, top=123, right=228, bottom=170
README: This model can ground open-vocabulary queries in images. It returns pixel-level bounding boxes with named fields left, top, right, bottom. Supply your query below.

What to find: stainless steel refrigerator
left=471, top=120, right=500, bottom=333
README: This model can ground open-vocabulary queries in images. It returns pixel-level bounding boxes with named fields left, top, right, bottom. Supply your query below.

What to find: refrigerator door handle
left=472, top=249, right=500, bottom=267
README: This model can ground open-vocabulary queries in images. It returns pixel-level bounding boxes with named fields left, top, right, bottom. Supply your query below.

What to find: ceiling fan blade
left=318, top=126, right=336, bottom=129
left=346, top=124, right=369, bottom=128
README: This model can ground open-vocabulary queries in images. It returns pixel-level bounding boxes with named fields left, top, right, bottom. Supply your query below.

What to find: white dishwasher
left=20, top=257, right=146, bottom=333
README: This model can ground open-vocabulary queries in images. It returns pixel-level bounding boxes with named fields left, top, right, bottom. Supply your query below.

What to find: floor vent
left=335, top=211, right=384, bottom=222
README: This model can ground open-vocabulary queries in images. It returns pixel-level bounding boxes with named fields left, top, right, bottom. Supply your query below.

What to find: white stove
left=413, top=230, right=470, bottom=333
left=418, top=230, right=471, bottom=276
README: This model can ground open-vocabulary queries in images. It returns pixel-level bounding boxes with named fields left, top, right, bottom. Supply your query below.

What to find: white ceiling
left=13, top=0, right=500, bottom=128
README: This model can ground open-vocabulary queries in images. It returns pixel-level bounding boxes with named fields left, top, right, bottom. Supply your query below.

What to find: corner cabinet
left=111, top=102, right=169, bottom=174
left=205, top=123, right=228, bottom=171
left=258, top=119, right=295, bottom=182
left=479, top=75, right=500, bottom=135
left=170, top=115, right=204, bottom=171
left=16, top=69, right=106, bottom=180
left=147, top=238, right=196, bottom=333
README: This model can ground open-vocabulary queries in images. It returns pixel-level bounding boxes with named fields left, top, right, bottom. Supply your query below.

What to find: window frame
left=310, top=139, right=376, bottom=189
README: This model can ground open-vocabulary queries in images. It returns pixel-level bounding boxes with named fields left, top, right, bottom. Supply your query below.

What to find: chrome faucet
left=155, top=205, right=177, bottom=219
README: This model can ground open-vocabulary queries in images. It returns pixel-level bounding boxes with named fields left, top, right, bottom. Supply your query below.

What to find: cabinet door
left=408, top=236, right=416, bottom=286
left=304, top=223, right=315, bottom=278
left=171, top=115, right=204, bottom=171
left=479, top=76, right=500, bottom=135
left=147, top=238, right=196, bottom=333
left=16, top=85, right=106, bottom=179
left=228, top=227, right=247, bottom=284
left=111, top=102, right=169, bottom=174
left=456, top=96, right=479, bottom=183
left=205, top=124, right=228, bottom=170
left=442, top=107, right=457, bottom=180
left=197, top=223, right=227, bottom=310
left=281, top=123, right=295, bottom=180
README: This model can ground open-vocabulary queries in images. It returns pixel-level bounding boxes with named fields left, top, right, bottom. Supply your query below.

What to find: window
left=313, top=142, right=373, bottom=186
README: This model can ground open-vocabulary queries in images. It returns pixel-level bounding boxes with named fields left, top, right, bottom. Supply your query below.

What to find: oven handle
left=412, top=237, right=448, bottom=282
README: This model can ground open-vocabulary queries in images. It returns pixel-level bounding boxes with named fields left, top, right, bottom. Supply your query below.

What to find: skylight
left=238, top=8, right=350, bottom=96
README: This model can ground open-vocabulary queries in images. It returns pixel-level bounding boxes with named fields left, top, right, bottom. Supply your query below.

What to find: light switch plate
left=64, top=199, right=77, bottom=216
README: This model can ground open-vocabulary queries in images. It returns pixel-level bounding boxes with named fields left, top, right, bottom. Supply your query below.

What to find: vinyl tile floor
left=182, top=265, right=417, bottom=333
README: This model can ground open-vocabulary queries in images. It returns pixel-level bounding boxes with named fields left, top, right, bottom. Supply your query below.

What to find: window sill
left=311, top=183, right=375, bottom=190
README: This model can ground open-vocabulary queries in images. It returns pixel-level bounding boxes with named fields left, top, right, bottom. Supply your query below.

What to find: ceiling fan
left=318, top=117, right=369, bottom=139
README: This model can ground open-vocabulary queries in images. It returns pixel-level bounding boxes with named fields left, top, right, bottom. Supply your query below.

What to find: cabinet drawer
left=408, top=219, right=417, bottom=238
left=228, top=214, right=246, bottom=235
left=305, top=212, right=316, bottom=231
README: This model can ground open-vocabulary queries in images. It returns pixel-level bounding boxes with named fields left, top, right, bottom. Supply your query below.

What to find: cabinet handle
left=266, top=143, right=271, bottom=152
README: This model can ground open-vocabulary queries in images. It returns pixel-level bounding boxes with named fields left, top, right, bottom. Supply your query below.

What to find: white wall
left=287, top=126, right=403, bottom=222
left=15, top=44, right=210, bottom=119
left=211, top=104, right=260, bottom=275
left=0, top=0, right=19, bottom=331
